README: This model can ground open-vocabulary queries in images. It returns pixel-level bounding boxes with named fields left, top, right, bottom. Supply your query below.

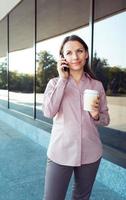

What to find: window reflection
left=8, top=0, right=35, bottom=117
left=36, top=49, right=58, bottom=122
left=93, top=12, right=126, bottom=132
left=9, top=48, right=34, bottom=116
left=0, top=57, right=8, bottom=108
left=0, top=17, right=8, bottom=108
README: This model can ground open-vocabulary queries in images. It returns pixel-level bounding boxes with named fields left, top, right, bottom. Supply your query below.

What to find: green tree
left=92, top=52, right=109, bottom=91
left=0, top=61, right=7, bottom=89
left=37, top=51, right=58, bottom=93
left=108, top=66, right=126, bottom=95
left=9, top=70, right=33, bottom=92
left=92, top=53, right=126, bottom=96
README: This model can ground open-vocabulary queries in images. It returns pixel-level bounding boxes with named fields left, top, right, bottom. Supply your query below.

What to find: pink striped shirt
left=43, top=73, right=110, bottom=166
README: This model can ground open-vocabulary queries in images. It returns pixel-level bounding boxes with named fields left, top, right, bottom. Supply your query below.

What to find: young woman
left=43, top=35, right=110, bottom=200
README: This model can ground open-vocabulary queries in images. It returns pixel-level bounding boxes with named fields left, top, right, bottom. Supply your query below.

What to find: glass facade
left=93, top=12, right=126, bottom=132
left=0, top=0, right=125, bottom=135
left=0, top=17, right=8, bottom=108
left=8, top=0, right=35, bottom=117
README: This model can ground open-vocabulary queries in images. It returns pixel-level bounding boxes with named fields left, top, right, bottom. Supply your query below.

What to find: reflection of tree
left=92, top=53, right=126, bottom=96
left=36, top=51, right=58, bottom=93
left=92, top=52, right=109, bottom=91
left=108, top=67, right=126, bottom=95
left=0, top=60, right=7, bottom=89
left=0, top=59, right=33, bottom=92
left=9, top=71, right=33, bottom=92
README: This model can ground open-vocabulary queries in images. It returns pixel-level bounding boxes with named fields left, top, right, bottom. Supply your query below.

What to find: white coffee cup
left=83, top=89, right=99, bottom=111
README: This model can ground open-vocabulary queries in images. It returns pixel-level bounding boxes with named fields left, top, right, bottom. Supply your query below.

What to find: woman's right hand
left=57, top=57, right=69, bottom=79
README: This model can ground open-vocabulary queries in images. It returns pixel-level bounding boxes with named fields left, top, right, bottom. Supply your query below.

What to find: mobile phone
left=63, top=66, right=69, bottom=72
left=61, top=54, right=69, bottom=72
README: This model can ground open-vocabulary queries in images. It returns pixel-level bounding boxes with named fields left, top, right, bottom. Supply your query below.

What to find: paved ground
left=0, top=120, right=47, bottom=200
left=0, top=119, right=125, bottom=200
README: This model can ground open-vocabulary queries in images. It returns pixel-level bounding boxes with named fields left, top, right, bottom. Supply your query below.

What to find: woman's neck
left=70, top=70, right=84, bottom=84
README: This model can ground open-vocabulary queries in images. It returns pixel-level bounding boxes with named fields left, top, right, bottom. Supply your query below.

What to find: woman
left=43, top=35, right=110, bottom=200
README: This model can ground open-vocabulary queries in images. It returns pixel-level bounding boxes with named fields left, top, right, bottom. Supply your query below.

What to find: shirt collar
left=82, top=72, right=92, bottom=81
left=68, top=72, right=92, bottom=83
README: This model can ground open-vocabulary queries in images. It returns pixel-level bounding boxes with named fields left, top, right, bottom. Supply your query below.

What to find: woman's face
left=63, top=40, right=88, bottom=72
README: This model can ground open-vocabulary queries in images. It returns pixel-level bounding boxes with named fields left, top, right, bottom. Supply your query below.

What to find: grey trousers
left=43, top=158, right=101, bottom=200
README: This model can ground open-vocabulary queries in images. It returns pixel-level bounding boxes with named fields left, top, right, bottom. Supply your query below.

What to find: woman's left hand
left=89, top=96, right=100, bottom=120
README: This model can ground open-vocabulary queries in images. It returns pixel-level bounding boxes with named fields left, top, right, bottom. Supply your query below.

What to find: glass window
left=93, top=12, right=126, bottom=132
left=9, top=0, right=35, bottom=117
left=9, top=48, right=34, bottom=116
left=36, top=0, right=90, bottom=122
left=37, top=0, right=90, bottom=42
left=0, top=17, right=8, bottom=108
left=36, top=0, right=90, bottom=123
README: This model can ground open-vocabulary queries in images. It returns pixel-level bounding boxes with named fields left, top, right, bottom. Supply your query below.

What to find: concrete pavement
left=0, top=119, right=125, bottom=200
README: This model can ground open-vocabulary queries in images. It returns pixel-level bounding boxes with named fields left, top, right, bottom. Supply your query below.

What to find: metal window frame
left=89, top=0, right=95, bottom=68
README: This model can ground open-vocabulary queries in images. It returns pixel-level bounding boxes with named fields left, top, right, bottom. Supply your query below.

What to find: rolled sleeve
left=93, top=83, right=110, bottom=126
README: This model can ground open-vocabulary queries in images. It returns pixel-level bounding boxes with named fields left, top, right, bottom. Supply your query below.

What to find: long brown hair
left=59, top=35, right=96, bottom=79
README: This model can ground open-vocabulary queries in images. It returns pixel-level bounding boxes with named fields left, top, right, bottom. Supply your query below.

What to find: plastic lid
left=84, top=89, right=99, bottom=95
